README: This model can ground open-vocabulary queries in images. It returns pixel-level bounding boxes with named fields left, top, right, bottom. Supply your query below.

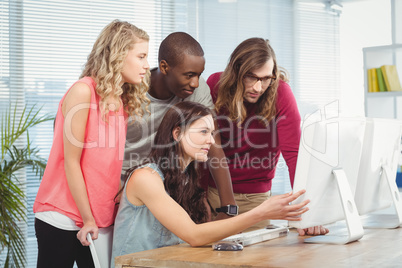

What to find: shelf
left=367, top=91, right=402, bottom=97
left=363, top=44, right=402, bottom=52
left=363, top=44, right=402, bottom=70
left=363, top=43, right=402, bottom=119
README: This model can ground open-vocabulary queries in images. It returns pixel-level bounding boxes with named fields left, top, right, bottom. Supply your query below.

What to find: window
left=294, top=0, right=341, bottom=118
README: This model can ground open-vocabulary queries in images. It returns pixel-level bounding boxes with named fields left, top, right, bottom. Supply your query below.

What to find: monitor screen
left=289, top=115, right=366, bottom=244
left=354, top=117, right=402, bottom=228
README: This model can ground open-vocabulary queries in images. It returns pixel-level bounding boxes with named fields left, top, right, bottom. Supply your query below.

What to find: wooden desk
left=114, top=227, right=402, bottom=267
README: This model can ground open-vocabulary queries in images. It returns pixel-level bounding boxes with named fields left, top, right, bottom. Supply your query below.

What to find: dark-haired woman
left=111, top=101, right=309, bottom=267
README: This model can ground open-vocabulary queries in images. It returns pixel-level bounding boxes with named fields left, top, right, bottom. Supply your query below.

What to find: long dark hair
left=215, top=38, right=288, bottom=125
left=122, top=101, right=212, bottom=223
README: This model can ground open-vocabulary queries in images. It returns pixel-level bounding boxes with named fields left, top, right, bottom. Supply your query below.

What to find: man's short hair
left=158, top=32, right=204, bottom=67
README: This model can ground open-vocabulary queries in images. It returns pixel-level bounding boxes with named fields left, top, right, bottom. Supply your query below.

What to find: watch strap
left=215, top=205, right=238, bottom=216
left=216, top=206, right=228, bottom=213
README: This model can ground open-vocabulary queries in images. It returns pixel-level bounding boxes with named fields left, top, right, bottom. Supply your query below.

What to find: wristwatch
left=215, top=205, right=239, bottom=216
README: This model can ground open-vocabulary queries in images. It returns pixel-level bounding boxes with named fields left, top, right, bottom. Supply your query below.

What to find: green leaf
left=0, top=103, right=54, bottom=267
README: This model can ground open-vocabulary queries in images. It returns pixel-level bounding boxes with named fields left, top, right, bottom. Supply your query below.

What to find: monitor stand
left=361, top=165, right=402, bottom=229
left=304, top=168, right=364, bottom=244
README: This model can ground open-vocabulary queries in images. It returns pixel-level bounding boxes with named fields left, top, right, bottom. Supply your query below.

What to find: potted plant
left=0, top=104, right=54, bottom=268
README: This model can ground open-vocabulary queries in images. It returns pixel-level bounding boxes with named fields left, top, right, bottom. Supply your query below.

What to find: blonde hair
left=80, top=19, right=150, bottom=120
left=215, top=38, right=289, bottom=126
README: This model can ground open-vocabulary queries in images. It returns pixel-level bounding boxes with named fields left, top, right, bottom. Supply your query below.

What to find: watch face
left=228, top=205, right=238, bottom=214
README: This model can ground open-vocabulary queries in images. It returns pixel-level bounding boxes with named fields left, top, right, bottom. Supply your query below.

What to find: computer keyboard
left=221, top=226, right=289, bottom=246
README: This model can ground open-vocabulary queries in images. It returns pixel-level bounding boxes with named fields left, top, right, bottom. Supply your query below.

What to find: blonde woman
left=33, top=20, right=150, bottom=267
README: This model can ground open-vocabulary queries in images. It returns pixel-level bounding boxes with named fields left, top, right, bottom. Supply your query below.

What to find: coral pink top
left=34, top=77, right=127, bottom=228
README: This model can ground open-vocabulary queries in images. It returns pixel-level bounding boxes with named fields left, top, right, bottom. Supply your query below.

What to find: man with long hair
left=123, top=32, right=236, bottom=219
left=203, top=38, right=328, bottom=235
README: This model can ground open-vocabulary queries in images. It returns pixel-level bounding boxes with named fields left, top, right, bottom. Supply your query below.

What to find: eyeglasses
left=243, top=74, right=276, bottom=88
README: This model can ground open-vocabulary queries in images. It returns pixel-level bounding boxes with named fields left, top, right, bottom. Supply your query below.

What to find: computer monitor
left=289, top=114, right=366, bottom=244
left=354, top=117, right=402, bottom=228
